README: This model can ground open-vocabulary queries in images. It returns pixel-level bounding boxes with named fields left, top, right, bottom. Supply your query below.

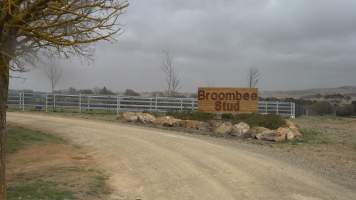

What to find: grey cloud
left=10, top=0, right=356, bottom=92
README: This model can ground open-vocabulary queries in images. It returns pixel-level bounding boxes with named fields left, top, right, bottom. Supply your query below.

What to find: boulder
left=248, top=127, right=272, bottom=138
left=153, top=116, right=181, bottom=127
left=278, top=127, right=300, bottom=141
left=180, top=120, right=209, bottom=131
left=214, top=122, right=233, bottom=136
left=275, top=127, right=292, bottom=141
left=255, top=130, right=274, bottom=140
left=137, top=113, right=156, bottom=124
left=208, top=120, right=223, bottom=131
left=285, top=120, right=302, bottom=138
left=286, top=130, right=296, bottom=140
left=256, top=127, right=296, bottom=142
left=231, top=122, right=250, bottom=137
left=256, top=132, right=279, bottom=142
left=122, top=112, right=139, bottom=122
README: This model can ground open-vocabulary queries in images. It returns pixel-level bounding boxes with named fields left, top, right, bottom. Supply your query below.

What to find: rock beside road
left=208, top=120, right=223, bottom=130
left=121, top=112, right=139, bottom=122
left=277, top=127, right=296, bottom=141
left=137, top=113, right=156, bottom=124
left=154, top=116, right=181, bottom=127
left=255, top=127, right=301, bottom=142
left=249, top=127, right=272, bottom=139
left=256, top=128, right=286, bottom=142
left=120, top=112, right=156, bottom=124
left=286, top=120, right=302, bottom=138
left=179, top=120, right=209, bottom=131
left=119, top=112, right=302, bottom=142
left=214, top=122, right=233, bottom=136
left=231, top=122, right=250, bottom=137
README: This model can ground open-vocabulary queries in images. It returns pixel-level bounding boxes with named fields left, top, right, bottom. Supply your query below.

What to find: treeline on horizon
left=9, top=86, right=196, bottom=98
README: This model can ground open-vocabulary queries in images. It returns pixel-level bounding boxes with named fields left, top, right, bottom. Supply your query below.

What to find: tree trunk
left=0, top=52, right=9, bottom=200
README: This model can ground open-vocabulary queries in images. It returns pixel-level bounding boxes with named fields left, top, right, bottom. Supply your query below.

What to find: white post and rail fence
left=7, top=92, right=296, bottom=118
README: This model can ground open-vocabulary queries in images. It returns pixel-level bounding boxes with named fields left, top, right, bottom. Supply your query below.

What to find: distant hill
left=261, top=86, right=356, bottom=99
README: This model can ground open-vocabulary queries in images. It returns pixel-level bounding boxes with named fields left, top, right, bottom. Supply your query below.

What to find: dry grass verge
left=6, top=125, right=111, bottom=200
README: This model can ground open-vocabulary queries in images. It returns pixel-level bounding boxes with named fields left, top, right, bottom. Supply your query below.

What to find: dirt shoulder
left=7, top=112, right=356, bottom=200
left=6, top=125, right=111, bottom=200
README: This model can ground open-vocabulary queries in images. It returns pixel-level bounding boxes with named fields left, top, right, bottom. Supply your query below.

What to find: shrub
left=221, top=113, right=234, bottom=120
left=310, top=101, right=334, bottom=115
left=167, top=112, right=286, bottom=130
left=167, top=111, right=215, bottom=121
left=335, top=104, right=354, bottom=116
left=352, top=101, right=356, bottom=114
left=231, top=113, right=286, bottom=129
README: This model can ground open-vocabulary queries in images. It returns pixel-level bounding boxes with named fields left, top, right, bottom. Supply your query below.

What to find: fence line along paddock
left=7, top=92, right=295, bottom=118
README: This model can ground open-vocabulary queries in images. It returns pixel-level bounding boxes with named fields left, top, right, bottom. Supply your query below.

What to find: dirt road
left=7, top=112, right=356, bottom=200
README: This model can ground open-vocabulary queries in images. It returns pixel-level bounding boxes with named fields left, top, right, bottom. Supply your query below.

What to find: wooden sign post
left=198, top=88, right=258, bottom=113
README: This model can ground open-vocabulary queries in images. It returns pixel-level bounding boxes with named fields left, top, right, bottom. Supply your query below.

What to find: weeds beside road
left=6, top=125, right=111, bottom=200
left=6, top=126, right=65, bottom=153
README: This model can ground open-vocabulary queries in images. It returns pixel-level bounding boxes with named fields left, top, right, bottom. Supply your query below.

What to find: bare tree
left=161, top=50, right=181, bottom=96
left=45, top=61, right=63, bottom=94
left=0, top=1, right=128, bottom=197
left=247, top=68, right=260, bottom=88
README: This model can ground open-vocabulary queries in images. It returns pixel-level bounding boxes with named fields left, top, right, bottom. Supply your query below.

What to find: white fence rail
left=7, top=92, right=295, bottom=118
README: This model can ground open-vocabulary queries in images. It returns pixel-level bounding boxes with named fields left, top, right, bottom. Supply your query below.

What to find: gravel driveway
left=7, top=112, right=356, bottom=200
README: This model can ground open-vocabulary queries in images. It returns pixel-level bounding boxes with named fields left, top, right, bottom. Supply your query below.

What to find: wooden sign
left=198, top=87, right=258, bottom=113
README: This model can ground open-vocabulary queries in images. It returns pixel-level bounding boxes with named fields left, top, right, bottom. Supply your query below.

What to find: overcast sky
left=10, top=0, right=356, bottom=93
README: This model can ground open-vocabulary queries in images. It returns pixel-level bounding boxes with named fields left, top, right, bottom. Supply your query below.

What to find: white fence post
left=22, top=92, right=25, bottom=111
left=79, top=94, right=82, bottom=113
left=45, top=95, right=48, bottom=112
left=53, top=94, right=56, bottom=111
left=18, top=92, right=22, bottom=110
left=116, top=96, right=120, bottom=114
left=265, top=101, right=268, bottom=114
left=149, top=97, right=153, bottom=112
left=191, top=100, right=195, bottom=111
left=87, top=96, right=90, bottom=111
left=291, top=102, right=296, bottom=118
left=180, top=99, right=183, bottom=111
left=276, top=102, right=279, bottom=114
left=155, top=96, right=158, bottom=112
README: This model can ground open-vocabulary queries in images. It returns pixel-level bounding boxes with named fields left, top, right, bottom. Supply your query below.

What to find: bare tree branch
left=44, top=60, right=62, bottom=93
left=1, top=0, right=129, bottom=71
left=247, top=68, right=260, bottom=88
left=161, top=50, right=181, bottom=96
